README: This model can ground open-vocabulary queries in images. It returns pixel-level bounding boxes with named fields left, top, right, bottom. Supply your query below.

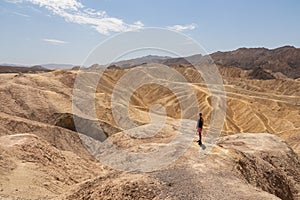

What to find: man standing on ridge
left=197, top=113, right=204, bottom=145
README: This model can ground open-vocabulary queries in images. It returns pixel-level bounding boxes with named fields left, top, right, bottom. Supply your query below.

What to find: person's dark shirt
left=197, top=117, right=203, bottom=128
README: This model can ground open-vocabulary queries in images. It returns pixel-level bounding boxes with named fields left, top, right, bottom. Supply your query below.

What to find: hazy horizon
left=1, top=44, right=299, bottom=67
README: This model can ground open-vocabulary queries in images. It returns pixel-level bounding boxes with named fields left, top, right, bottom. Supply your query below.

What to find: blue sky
left=0, top=0, right=299, bottom=65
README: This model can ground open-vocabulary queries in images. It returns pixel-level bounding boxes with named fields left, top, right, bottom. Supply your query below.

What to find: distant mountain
left=86, top=55, right=171, bottom=70
left=0, top=65, right=51, bottom=73
left=42, top=63, right=74, bottom=70
left=0, top=63, right=29, bottom=67
left=161, top=54, right=204, bottom=66
left=3, top=45, right=299, bottom=79
left=210, top=46, right=300, bottom=79
left=157, top=45, right=300, bottom=79
left=0, top=63, right=74, bottom=70
left=112, top=55, right=171, bottom=68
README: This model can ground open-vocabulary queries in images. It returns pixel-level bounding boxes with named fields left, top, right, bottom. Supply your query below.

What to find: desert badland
left=0, top=46, right=299, bottom=199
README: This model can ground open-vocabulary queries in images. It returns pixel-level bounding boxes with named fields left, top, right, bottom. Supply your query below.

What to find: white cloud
left=9, top=0, right=144, bottom=35
left=42, top=38, right=68, bottom=44
left=13, top=11, right=30, bottom=17
left=167, top=23, right=197, bottom=32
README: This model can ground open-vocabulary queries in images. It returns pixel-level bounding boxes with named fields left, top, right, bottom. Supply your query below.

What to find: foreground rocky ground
left=0, top=131, right=299, bottom=199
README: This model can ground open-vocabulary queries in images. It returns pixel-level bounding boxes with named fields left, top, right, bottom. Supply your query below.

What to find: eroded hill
left=0, top=62, right=299, bottom=199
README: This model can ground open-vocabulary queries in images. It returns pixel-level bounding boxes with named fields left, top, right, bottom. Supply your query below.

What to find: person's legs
left=199, top=133, right=202, bottom=145
left=198, top=128, right=202, bottom=144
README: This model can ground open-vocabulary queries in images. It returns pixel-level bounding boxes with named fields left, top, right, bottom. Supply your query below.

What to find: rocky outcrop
left=0, top=65, right=51, bottom=73
left=50, top=113, right=121, bottom=141
left=210, top=46, right=300, bottom=79
left=64, top=132, right=300, bottom=200
left=0, top=134, right=107, bottom=199
left=249, top=67, right=276, bottom=80
left=218, top=133, right=300, bottom=200
left=61, top=173, right=162, bottom=200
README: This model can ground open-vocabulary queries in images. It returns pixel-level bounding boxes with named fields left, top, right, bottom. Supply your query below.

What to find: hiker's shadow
left=200, top=143, right=206, bottom=150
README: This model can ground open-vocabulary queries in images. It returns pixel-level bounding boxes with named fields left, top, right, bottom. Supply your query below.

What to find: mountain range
left=1, top=46, right=300, bottom=79
left=89, top=45, right=300, bottom=79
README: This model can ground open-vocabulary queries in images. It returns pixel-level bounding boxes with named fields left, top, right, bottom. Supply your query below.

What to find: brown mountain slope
left=85, top=45, right=300, bottom=79
left=211, top=46, right=300, bottom=78
left=0, top=65, right=51, bottom=73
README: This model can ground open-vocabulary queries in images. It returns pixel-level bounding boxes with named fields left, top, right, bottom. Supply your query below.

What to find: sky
left=0, top=0, right=299, bottom=66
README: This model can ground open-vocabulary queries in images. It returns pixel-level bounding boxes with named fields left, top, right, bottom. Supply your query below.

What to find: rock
left=154, top=133, right=299, bottom=200
left=218, top=133, right=300, bottom=200
left=249, top=67, right=276, bottom=80
left=49, top=113, right=121, bottom=141
left=57, top=133, right=300, bottom=200
left=210, top=46, right=300, bottom=79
